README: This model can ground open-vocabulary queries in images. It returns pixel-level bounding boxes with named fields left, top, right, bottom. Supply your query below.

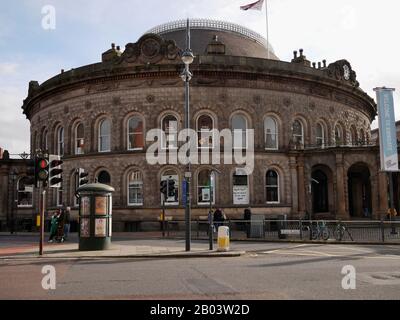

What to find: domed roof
left=145, top=19, right=278, bottom=60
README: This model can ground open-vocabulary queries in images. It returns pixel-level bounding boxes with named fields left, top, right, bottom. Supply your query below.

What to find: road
left=0, top=235, right=400, bottom=299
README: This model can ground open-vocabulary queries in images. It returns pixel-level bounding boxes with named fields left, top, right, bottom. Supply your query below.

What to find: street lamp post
left=180, top=19, right=195, bottom=252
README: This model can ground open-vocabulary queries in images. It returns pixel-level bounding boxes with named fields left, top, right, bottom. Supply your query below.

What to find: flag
left=240, top=0, right=264, bottom=11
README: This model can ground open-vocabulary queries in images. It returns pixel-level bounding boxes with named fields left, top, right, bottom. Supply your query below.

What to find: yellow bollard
left=36, top=214, right=41, bottom=227
left=217, top=226, right=230, bottom=252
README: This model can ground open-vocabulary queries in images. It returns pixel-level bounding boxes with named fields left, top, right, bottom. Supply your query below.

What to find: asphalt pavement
left=1, top=234, right=400, bottom=299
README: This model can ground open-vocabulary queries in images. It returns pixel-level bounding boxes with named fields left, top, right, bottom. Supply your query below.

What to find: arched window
left=349, top=126, right=357, bottom=146
left=232, top=114, right=247, bottom=149
left=128, top=171, right=143, bottom=205
left=57, top=127, right=64, bottom=156
left=265, top=116, right=278, bottom=150
left=359, top=129, right=365, bottom=145
left=292, top=120, right=304, bottom=145
left=197, top=169, right=215, bottom=204
left=316, top=123, right=325, bottom=147
left=161, top=170, right=179, bottom=205
left=335, top=125, right=343, bottom=145
left=42, top=129, right=48, bottom=151
left=162, top=115, right=178, bottom=149
left=99, top=119, right=111, bottom=152
left=75, top=123, right=85, bottom=155
left=233, top=170, right=249, bottom=205
left=97, top=170, right=111, bottom=185
left=266, top=170, right=279, bottom=203
left=17, top=177, right=33, bottom=207
left=197, top=115, right=213, bottom=148
left=128, top=116, right=144, bottom=150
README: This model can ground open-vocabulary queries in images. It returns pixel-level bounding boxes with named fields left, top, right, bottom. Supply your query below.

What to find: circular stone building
left=16, top=19, right=391, bottom=231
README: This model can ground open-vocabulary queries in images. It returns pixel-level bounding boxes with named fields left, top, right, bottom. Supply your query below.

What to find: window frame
left=57, top=126, right=64, bottom=156
left=161, top=115, right=179, bottom=150
left=264, top=116, right=278, bottom=150
left=127, top=171, right=144, bottom=206
left=316, top=122, right=325, bottom=147
left=292, top=120, right=304, bottom=145
left=232, top=114, right=248, bottom=150
left=265, top=170, right=280, bottom=204
left=75, top=122, right=85, bottom=155
left=98, top=119, right=111, bottom=153
left=17, top=177, right=34, bottom=208
left=127, top=116, right=144, bottom=151
left=197, top=170, right=216, bottom=205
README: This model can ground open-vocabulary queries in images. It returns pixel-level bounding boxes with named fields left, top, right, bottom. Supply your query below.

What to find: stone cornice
left=22, top=55, right=377, bottom=121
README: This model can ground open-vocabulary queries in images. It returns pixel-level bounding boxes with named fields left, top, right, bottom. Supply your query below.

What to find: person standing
left=63, top=206, right=71, bottom=241
left=244, top=207, right=252, bottom=238
left=48, top=211, right=59, bottom=243
left=213, top=208, right=224, bottom=231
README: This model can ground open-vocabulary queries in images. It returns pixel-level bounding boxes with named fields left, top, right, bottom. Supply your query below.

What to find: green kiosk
left=76, top=183, right=115, bottom=251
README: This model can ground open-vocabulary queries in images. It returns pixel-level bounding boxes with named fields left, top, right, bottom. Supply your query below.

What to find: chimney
left=318, top=62, right=321, bottom=69
left=111, top=43, right=115, bottom=50
left=312, top=62, right=316, bottom=68
left=323, top=59, right=327, bottom=68
left=293, top=51, right=298, bottom=59
left=299, top=49, right=304, bottom=57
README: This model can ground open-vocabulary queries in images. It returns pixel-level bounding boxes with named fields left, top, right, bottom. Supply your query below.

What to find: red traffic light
left=38, top=159, right=49, bottom=169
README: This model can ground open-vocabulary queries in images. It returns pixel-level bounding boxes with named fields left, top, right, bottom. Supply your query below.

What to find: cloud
left=0, top=63, right=19, bottom=75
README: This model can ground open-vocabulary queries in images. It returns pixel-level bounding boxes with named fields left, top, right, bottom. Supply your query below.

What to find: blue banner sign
left=375, top=87, right=398, bottom=171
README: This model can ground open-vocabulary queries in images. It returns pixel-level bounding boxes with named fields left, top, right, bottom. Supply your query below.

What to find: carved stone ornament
left=325, top=59, right=359, bottom=87
left=146, top=95, right=155, bottom=103
left=114, top=34, right=180, bottom=66
left=283, top=97, right=291, bottom=107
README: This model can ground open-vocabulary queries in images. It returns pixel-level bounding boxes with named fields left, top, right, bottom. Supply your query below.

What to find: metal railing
left=145, top=18, right=272, bottom=50
left=162, top=219, right=400, bottom=244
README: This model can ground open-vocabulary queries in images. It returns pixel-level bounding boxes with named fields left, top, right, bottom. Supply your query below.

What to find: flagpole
left=265, top=0, right=269, bottom=59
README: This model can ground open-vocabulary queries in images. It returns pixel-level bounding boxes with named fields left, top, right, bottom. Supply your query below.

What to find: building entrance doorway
left=347, top=163, right=372, bottom=218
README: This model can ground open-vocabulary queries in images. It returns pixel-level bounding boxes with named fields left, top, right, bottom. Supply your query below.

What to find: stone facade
left=0, top=19, right=393, bottom=232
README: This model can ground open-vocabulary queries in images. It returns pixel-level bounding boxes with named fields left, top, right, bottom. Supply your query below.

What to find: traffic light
left=48, top=154, right=63, bottom=188
left=25, top=158, right=36, bottom=187
left=160, top=180, right=167, bottom=199
left=167, top=179, right=176, bottom=198
left=78, top=168, right=89, bottom=187
left=35, top=157, right=49, bottom=185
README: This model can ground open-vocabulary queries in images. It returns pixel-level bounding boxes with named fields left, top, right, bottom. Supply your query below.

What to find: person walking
left=48, top=211, right=59, bottom=243
left=56, top=208, right=65, bottom=242
left=63, top=206, right=71, bottom=241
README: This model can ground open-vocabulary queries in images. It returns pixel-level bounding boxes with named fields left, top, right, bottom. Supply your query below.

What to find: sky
left=1, top=0, right=400, bottom=154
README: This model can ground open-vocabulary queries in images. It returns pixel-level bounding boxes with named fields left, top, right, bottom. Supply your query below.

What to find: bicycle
left=334, top=221, right=353, bottom=241
left=311, top=220, right=330, bottom=240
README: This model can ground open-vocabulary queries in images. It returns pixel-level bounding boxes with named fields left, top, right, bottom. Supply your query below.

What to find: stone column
left=335, top=153, right=347, bottom=218
left=297, top=156, right=306, bottom=215
left=289, top=156, right=298, bottom=216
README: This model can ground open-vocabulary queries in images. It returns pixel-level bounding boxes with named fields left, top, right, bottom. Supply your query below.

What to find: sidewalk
left=0, top=240, right=244, bottom=260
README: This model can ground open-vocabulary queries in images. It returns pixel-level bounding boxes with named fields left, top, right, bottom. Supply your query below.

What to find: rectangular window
left=128, top=182, right=143, bottom=205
